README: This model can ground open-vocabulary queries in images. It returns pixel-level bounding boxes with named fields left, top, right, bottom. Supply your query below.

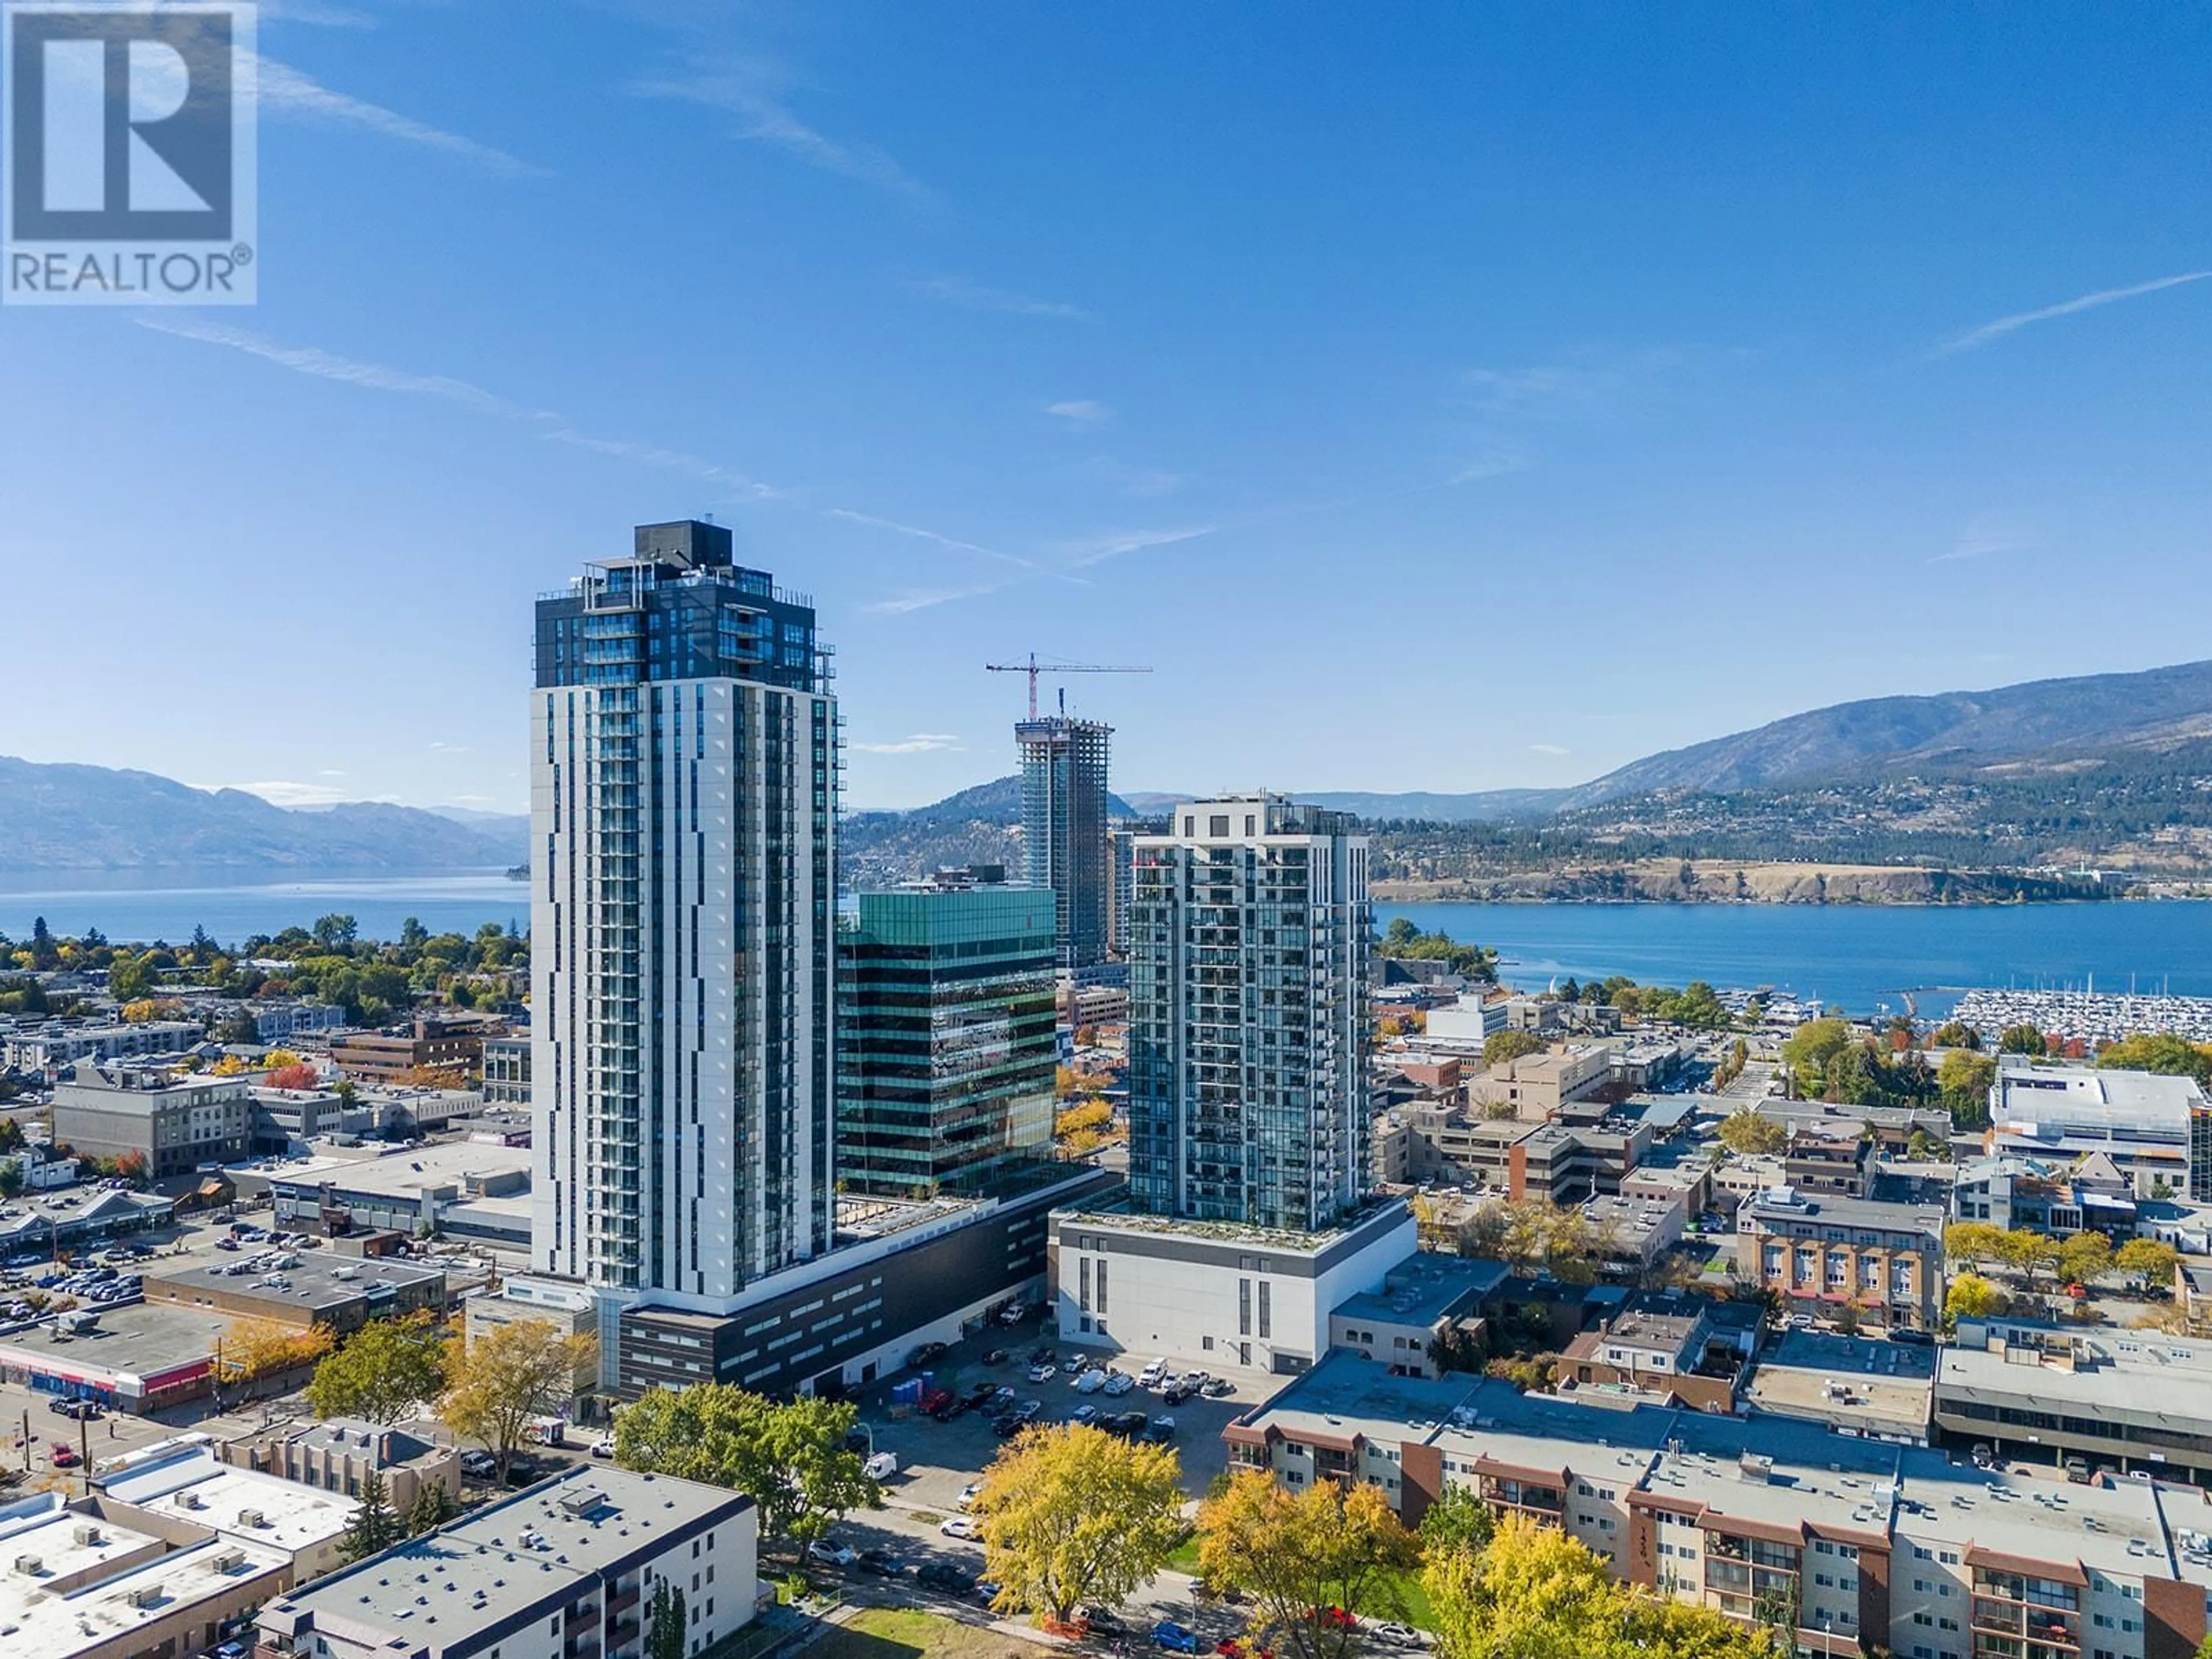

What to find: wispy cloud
left=851, top=733, right=964, bottom=755
left=1444, top=452, right=1535, bottom=486
left=1931, top=271, right=2212, bottom=357
left=1459, top=349, right=1688, bottom=421
left=1084, top=456, right=1185, bottom=499
left=135, top=317, right=551, bottom=418
left=862, top=582, right=1013, bottom=616
left=257, top=58, right=542, bottom=177
left=542, top=429, right=786, bottom=502
left=1931, top=512, right=2041, bottom=564
left=1056, top=526, right=1217, bottom=569
left=1528, top=743, right=1571, bottom=757
left=1047, top=399, right=1112, bottom=425
left=906, top=275, right=1093, bottom=321
left=139, top=319, right=788, bottom=502
left=826, top=509, right=1032, bottom=570
left=428, top=741, right=470, bottom=754
left=630, top=58, right=930, bottom=206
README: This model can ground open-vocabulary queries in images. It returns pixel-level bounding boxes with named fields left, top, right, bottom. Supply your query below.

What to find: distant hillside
left=0, top=757, right=525, bottom=873
left=1558, top=660, right=2212, bottom=808
left=1296, top=788, right=1567, bottom=823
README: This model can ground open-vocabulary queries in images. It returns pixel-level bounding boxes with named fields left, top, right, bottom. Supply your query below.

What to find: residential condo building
left=530, top=520, right=838, bottom=1350
left=1017, top=714, right=1112, bottom=969
left=1127, top=795, right=1372, bottom=1232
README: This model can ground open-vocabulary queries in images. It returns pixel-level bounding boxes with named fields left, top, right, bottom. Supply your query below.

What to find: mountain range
left=9, top=659, right=2212, bottom=880
left=0, top=758, right=524, bottom=874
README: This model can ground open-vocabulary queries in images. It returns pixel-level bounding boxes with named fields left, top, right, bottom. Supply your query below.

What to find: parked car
left=1201, top=1377, right=1235, bottom=1399
left=1138, top=1358, right=1169, bottom=1388
left=807, top=1540, right=858, bottom=1568
left=1152, top=1622, right=1202, bottom=1653
left=857, top=1548, right=904, bottom=1577
left=502, top=1456, right=544, bottom=1488
left=1082, top=1608, right=1127, bottom=1636
left=918, top=1562, right=976, bottom=1595
left=459, top=1450, right=498, bottom=1479
left=48, top=1443, right=78, bottom=1468
left=1102, top=1371, right=1136, bottom=1396
left=1369, top=1623, right=1420, bottom=1646
left=1142, top=1415, right=1176, bottom=1444
left=1073, top=1368, right=1108, bottom=1395
left=1028, top=1362, right=1059, bottom=1384
left=863, top=1452, right=899, bottom=1480
left=961, top=1382, right=999, bottom=1412
left=996, top=1301, right=1029, bottom=1326
left=983, top=1349, right=1010, bottom=1365
left=918, top=1387, right=956, bottom=1416
left=939, top=1515, right=982, bottom=1540
left=958, top=1481, right=985, bottom=1510
left=1070, top=1404, right=1099, bottom=1426
left=1161, top=1381, right=1195, bottom=1406
left=1887, top=1328, right=1934, bottom=1347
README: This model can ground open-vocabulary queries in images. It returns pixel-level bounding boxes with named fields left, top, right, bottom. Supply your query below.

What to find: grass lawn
left=815, top=1608, right=1037, bottom=1659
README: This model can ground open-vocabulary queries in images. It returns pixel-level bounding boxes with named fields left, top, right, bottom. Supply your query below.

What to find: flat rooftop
left=1747, top=1337, right=1936, bottom=1440
left=1938, top=1329, right=2212, bottom=1431
left=265, top=1465, right=750, bottom=1644
left=100, top=1443, right=354, bottom=1555
left=153, top=1248, right=444, bottom=1316
left=262, top=1138, right=530, bottom=1199
left=1332, top=1256, right=1507, bottom=1327
left=0, top=1504, right=290, bottom=1654
left=0, top=1300, right=230, bottom=1383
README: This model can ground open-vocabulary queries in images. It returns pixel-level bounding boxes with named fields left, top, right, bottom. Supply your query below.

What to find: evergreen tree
left=343, top=1471, right=404, bottom=1560
left=645, top=1578, right=687, bottom=1659
left=407, top=1479, right=458, bottom=1536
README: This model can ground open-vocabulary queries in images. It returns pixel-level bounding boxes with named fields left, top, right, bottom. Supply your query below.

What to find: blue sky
left=3, top=1, right=2209, bottom=812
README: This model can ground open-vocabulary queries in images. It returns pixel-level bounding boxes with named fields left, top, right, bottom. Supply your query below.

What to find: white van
left=863, top=1452, right=899, bottom=1480
left=1138, top=1358, right=1168, bottom=1389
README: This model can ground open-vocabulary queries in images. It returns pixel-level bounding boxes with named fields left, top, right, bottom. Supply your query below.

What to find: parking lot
left=843, top=1319, right=1273, bottom=1523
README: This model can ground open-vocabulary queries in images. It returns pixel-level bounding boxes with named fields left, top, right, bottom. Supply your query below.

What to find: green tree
left=342, top=1470, right=404, bottom=1560
left=1717, top=1110, right=1787, bottom=1157
left=2097, top=1035, right=2212, bottom=1089
left=645, top=1578, right=688, bottom=1659
left=0, top=1160, right=21, bottom=1200
left=1200, top=1471, right=1422, bottom=1659
left=1937, top=1048, right=1998, bottom=1129
left=974, top=1423, right=1185, bottom=1622
left=108, top=953, right=153, bottom=1001
left=1482, top=1029, right=1547, bottom=1067
left=1998, top=1024, right=2048, bottom=1057
left=1931, top=1021, right=1982, bottom=1050
left=406, top=1478, right=458, bottom=1535
left=1417, top=1483, right=1495, bottom=1558
left=615, top=1384, right=877, bottom=1551
left=1779, top=1018, right=1855, bottom=1099
left=308, top=1312, right=449, bottom=1425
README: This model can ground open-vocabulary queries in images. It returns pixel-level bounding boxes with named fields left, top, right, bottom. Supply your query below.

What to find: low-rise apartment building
left=1737, top=1188, right=1947, bottom=1331
left=51, top=1066, right=259, bottom=1178
left=256, top=1464, right=758, bottom=1659
left=3, top=1020, right=203, bottom=1073
left=1785, top=1124, right=1874, bottom=1196
left=1224, top=1352, right=2212, bottom=1659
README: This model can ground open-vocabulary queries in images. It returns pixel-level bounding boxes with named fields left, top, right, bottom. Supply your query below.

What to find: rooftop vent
left=70, top=1523, right=100, bottom=1545
left=12, top=1555, right=41, bottom=1577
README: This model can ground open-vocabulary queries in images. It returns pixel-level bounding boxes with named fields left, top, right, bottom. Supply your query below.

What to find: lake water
left=1378, top=900, right=2212, bottom=1019
left=0, top=870, right=529, bottom=946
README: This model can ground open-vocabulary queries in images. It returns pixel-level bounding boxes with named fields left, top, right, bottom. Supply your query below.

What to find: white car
left=590, top=1437, right=616, bottom=1460
left=1369, top=1623, right=1420, bottom=1646
left=1073, top=1368, right=1108, bottom=1394
left=1101, top=1371, right=1135, bottom=1397
left=1028, top=1362, right=1058, bottom=1383
left=807, top=1540, right=857, bottom=1567
left=958, top=1481, right=984, bottom=1511
left=1137, top=1359, right=1168, bottom=1388
left=939, top=1515, right=981, bottom=1540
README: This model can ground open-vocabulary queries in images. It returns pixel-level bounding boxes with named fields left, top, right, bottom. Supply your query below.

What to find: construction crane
left=985, top=652, right=1152, bottom=719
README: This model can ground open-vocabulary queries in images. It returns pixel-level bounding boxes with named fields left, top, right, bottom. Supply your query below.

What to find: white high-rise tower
left=530, top=521, right=837, bottom=1349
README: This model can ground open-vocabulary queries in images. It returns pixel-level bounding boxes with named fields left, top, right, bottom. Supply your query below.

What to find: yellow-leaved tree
left=438, top=1319, right=597, bottom=1482
left=1198, top=1470, right=1421, bottom=1659
left=975, top=1423, right=1185, bottom=1624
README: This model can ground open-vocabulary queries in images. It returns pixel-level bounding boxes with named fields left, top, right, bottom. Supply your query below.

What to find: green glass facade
left=836, top=885, right=1059, bottom=1198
